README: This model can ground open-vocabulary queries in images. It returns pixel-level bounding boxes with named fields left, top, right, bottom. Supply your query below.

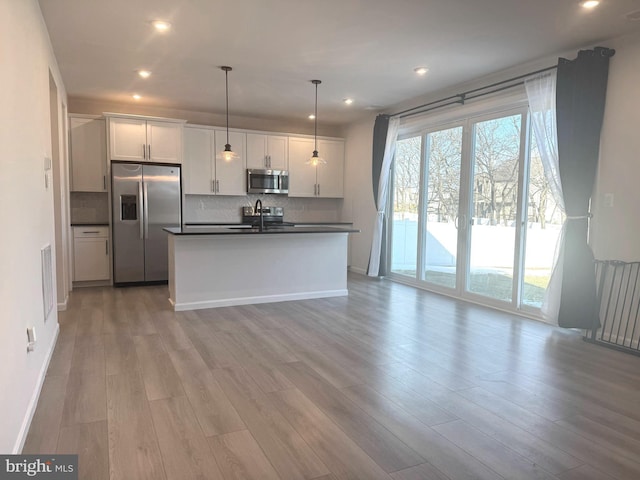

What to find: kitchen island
left=164, top=225, right=358, bottom=311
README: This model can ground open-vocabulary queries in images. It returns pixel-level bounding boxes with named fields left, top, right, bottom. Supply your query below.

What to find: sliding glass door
left=423, top=126, right=463, bottom=289
left=390, top=126, right=463, bottom=291
left=390, top=106, right=556, bottom=317
left=467, top=113, right=524, bottom=304
left=390, top=136, right=421, bottom=278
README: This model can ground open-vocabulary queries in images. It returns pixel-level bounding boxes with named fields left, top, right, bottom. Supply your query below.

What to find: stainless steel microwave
left=247, top=169, right=289, bottom=194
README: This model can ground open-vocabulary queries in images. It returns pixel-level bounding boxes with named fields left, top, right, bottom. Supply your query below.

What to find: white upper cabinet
left=183, top=126, right=246, bottom=196
left=184, top=127, right=213, bottom=195
left=316, top=139, right=344, bottom=198
left=109, top=118, right=147, bottom=161
left=214, top=130, right=246, bottom=196
left=246, top=133, right=288, bottom=170
left=147, top=121, right=183, bottom=163
left=107, top=115, right=184, bottom=164
left=288, top=137, right=344, bottom=198
left=288, top=137, right=317, bottom=197
left=69, top=116, right=107, bottom=192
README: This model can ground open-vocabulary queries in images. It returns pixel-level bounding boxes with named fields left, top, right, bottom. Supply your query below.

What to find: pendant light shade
left=217, top=66, right=238, bottom=162
left=307, top=79, right=326, bottom=166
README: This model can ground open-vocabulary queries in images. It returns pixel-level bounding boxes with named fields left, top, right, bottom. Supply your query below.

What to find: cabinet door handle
left=314, top=184, right=317, bottom=196
left=317, top=184, right=320, bottom=196
left=211, top=179, right=215, bottom=192
left=147, top=144, right=151, bottom=159
left=142, top=144, right=146, bottom=159
left=216, top=179, right=220, bottom=193
left=103, top=175, right=106, bottom=191
left=82, top=231, right=99, bottom=234
left=105, top=239, right=109, bottom=255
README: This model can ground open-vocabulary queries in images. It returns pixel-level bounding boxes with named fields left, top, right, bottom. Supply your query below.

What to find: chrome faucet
left=254, top=199, right=264, bottom=231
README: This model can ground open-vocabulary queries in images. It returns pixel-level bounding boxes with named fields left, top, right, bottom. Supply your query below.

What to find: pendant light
left=307, top=79, right=326, bottom=166
left=217, top=66, right=238, bottom=162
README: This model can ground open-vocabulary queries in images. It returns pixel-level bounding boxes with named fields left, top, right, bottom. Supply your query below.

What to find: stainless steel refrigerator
left=111, top=162, right=181, bottom=285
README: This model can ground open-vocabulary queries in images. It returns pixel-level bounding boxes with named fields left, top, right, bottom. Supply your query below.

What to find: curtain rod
left=391, top=64, right=558, bottom=119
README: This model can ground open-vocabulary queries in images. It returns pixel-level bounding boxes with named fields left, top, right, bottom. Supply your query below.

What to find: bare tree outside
left=390, top=113, right=563, bottom=308
left=393, top=137, right=421, bottom=217
left=472, top=115, right=521, bottom=226
left=426, top=127, right=462, bottom=223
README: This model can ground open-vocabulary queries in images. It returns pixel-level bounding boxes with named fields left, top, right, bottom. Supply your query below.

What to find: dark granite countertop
left=165, top=225, right=359, bottom=235
left=184, top=221, right=354, bottom=226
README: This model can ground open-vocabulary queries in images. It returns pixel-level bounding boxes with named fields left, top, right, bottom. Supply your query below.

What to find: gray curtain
left=556, top=47, right=615, bottom=329
left=370, top=114, right=390, bottom=276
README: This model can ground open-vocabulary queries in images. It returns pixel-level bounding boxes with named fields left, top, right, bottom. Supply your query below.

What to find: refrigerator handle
left=144, top=182, right=149, bottom=239
left=138, top=181, right=144, bottom=239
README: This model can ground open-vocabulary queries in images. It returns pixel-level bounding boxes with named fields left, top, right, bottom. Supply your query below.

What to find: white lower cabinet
left=183, top=126, right=246, bottom=195
left=73, top=227, right=110, bottom=282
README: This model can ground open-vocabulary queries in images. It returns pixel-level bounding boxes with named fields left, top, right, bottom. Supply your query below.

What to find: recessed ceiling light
left=580, top=0, right=600, bottom=9
left=132, top=94, right=142, bottom=100
left=414, top=67, right=429, bottom=76
left=343, top=98, right=354, bottom=105
left=138, top=70, right=151, bottom=79
left=152, top=20, right=171, bottom=32
left=308, top=114, right=316, bottom=120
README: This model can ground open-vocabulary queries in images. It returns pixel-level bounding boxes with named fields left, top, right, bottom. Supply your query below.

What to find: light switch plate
left=604, top=193, right=614, bottom=208
left=27, top=326, right=36, bottom=352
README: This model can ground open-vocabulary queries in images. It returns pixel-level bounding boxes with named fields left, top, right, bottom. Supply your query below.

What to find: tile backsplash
left=184, top=194, right=344, bottom=224
left=70, top=192, right=346, bottom=225
left=70, top=192, right=109, bottom=224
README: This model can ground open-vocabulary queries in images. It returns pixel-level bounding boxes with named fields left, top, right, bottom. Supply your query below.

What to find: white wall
left=341, top=115, right=377, bottom=274
left=69, top=97, right=344, bottom=138
left=592, top=31, right=640, bottom=261
left=343, top=33, right=639, bottom=274
left=0, top=0, right=67, bottom=453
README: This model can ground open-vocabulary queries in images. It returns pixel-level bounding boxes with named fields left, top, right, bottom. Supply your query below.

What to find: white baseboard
left=173, top=289, right=348, bottom=311
left=348, top=266, right=368, bottom=276
left=13, top=322, right=60, bottom=454
left=57, top=296, right=68, bottom=311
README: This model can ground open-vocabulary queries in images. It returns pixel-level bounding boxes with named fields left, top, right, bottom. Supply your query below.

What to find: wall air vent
left=41, top=244, right=54, bottom=322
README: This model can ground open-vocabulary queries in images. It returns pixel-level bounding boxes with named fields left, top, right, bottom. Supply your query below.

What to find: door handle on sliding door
left=143, top=183, right=149, bottom=239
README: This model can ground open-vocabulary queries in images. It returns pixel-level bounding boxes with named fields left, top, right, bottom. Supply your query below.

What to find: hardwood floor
left=23, top=273, right=640, bottom=479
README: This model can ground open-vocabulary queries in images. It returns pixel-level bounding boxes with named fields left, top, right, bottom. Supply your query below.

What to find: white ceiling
left=39, top=0, right=640, bottom=125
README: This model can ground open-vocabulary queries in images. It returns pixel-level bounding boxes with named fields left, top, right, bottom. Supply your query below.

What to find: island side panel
left=169, top=232, right=349, bottom=310
left=168, top=233, right=176, bottom=306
